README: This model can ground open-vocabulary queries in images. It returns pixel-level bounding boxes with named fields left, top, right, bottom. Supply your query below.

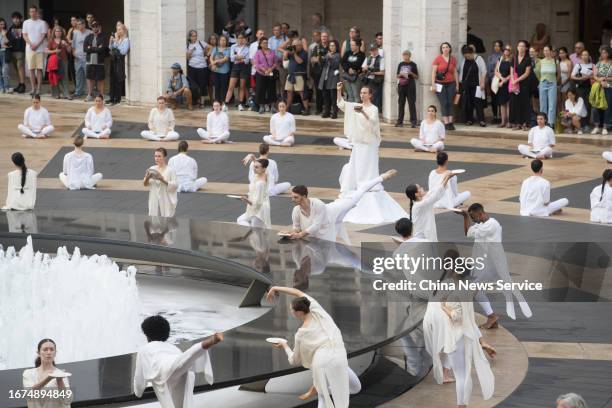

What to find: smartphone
left=354, top=105, right=363, bottom=112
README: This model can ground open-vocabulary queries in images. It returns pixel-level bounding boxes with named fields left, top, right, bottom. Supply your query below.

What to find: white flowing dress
left=147, top=166, right=178, bottom=217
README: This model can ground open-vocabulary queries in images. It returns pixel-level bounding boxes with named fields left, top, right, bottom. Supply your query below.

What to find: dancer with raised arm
left=237, top=159, right=271, bottom=228
left=18, top=94, right=54, bottom=138
left=168, top=141, right=208, bottom=192
left=59, top=136, right=103, bottom=190
left=82, top=94, right=112, bottom=138
left=242, top=143, right=291, bottom=196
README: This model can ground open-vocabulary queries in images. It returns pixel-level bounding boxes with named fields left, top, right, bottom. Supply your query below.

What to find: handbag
left=436, top=56, right=452, bottom=82
left=508, top=57, right=520, bottom=94
left=262, top=50, right=279, bottom=79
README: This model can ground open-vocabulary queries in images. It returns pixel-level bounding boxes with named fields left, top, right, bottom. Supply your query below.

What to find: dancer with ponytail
left=590, top=169, right=612, bottom=223
left=3, top=152, right=37, bottom=210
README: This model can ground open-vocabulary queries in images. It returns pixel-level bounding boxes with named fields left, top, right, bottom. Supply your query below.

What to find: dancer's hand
left=266, top=286, right=279, bottom=302
left=290, top=231, right=305, bottom=239
left=272, top=340, right=287, bottom=349
left=242, top=154, right=255, bottom=166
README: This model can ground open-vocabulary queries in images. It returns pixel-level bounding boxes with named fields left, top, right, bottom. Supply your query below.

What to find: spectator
left=253, top=36, right=278, bottom=113
left=467, top=25, right=486, bottom=54
left=66, top=16, right=78, bottom=83
left=495, top=44, right=513, bottom=128
left=530, top=23, right=551, bottom=56
left=374, top=32, right=384, bottom=57
left=166, top=62, right=193, bottom=110
left=509, top=40, right=533, bottom=130
left=8, top=12, right=26, bottom=93
left=558, top=47, right=573, bottom=108
left=209, top=35, right=230, bottom=103
left=186, top=30, right=210, bottom=108
left=529, top=45, right=540, bottom=113
left=570, top=49, right=593, bottom=127
left=45, top=26, right=71, bottom=99
left=340, top=26, right=365, bottom=56
left=308, top=30, right=325, bottom=115
left=281, top=22, right=290, bottom=38
left=319, top=39, right=341, bottom=119
left=395, top=50, right=418, bottom=127
left=0, top=19, right=9, bottom=93
left=556, top=393, right=588, bottom=408
left=311, top=12, right=329, bottom=34
left=206, top=34, right=218, bottom=101
left=84, top=20, right=108, bottom=101
left=592, top=46, right=612, bottom=135
left=284, top=38, right=310, bottom=115
left=570, top=41, right=585, bottom=65
left=86, top=13, right=95, bottom=30
left=22, top=5, right=48, bottom=95
left=224, top=32, right=250, bottom=111
left=362, top=43, right=384, bottom=112
left=458, top=44, right=486, bottom=127
left=561, top=89, right=587, bottom=134
left=71, top=18, right=91, bottom=99
left=108, top=22, right=129, bottom=105
left=268, top=23, right=287, bottom=96
left=431, top=42, right=458, bottom=130
left=341, top=39, right=365, bottom=102
left=487, top=40, right=503, bottom=124
left=535, top=45, right=559, bottom=126
left=249, top=29, right=266, bottom=110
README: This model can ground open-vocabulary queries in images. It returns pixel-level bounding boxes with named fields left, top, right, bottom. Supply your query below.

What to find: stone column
left=187, top=0, right=213, bottom=39
left=382, top=0, right=467, bottom=123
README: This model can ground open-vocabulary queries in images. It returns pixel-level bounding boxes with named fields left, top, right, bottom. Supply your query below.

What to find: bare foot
left=280, top=143, right=292, bottom=147
left=202, top=139, right=214, bottom=144
left=443, top=368, right=455, bottom=384
left=381, top=169, right=398, bottom=181
left=298, top=386, right=317, bottom=400
left=479, top=313, right=499, bottom=329
left=551, top=209, right=562, bottom=215
left=479, top=339, right=497, bottom=359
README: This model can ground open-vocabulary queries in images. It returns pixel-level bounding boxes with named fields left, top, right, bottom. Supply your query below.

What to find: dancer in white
left=243, top=143, right=291, bottom=196
left=168, top=141, right=207, bottom=192
left=198, top=100, right=231, bottom=143
left=134, top=315, right=224, bottom=408
left=144, top=147, right=178, bottom=217
left=82, top=94, right=113, bottom=139
left=263, top=101, right=296, bottom=146
left=267, top=286, right=361, bottom=408
left=590, top=169, right=612, bottom=223
left=405, top=171, right=456, bottom=241
left=604, top=151, right=612, bottom=163
left=59, top=136, right=103, bottom=190
left=141, top=96, right=180, bottom=142
left=518, top=112, right=556, bottom=159
left=394, top=217, right=427, bottom=242
left=428, top=152, right=470, bottom=209
left=411, top=105, right=446, bottom=153
left=4, top=153, right=37, bottom=211
left=519, top=159, right=569, bottom=216
left=237, top=158, right=271, bottom=228
left=18, top=95, right=54, bottom=139
left=286, top=170, right=398, bottom=242
left=336, top=83, right=408, bottom=224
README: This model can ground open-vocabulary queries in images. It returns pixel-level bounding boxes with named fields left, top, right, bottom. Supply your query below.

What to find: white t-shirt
left=22, top=18, right=48, bottom=53
left=187, top=41, right=208, bottom=68
left=419, top=120, right=445, bottom=145
left=206, top=111, right=229, bottom=137
left=23, top=107, right=51, bottom=132
left=270, top=112, right=296, bottom=140
left=519, top=175, right=550, bottom=216
left=249, top=41, right=260, bottom=75
left=527, top=126, right=556, bottom=151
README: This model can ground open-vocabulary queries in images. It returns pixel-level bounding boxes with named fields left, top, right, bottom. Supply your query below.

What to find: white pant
left=141, top=130, right=180, bottom=141
left=18, top=124, right=54, bottom=138
left=237, top=213, right=266, bottom=228
left=177, top=177, right=208, bottom=193
left=326, top=175, right=384, bottom=228
left=453, top=191, right=471, bottom=208
left=518, top=144, right=553, bottom=159
left=316, top=367, right=362, bottom=408
left=59, top=172, right=103, bottom=189
left=604, top=151, right=612, bottom=162
left=411, top=138, right=445, bottom=152
left=198, top=128, right=230, bottom=143
left=447, top=337, right=471, bottom=406
left=529, top=198, right=569, bottom=216
left=263, top=134, right=294, bottom=146
left=476, top=291, right=494, bottom=316
left=333, top=137, right=353, bottom=150
left=269, top=181, right=291, bottom=196
left=82, top=128, right=111, bottom=138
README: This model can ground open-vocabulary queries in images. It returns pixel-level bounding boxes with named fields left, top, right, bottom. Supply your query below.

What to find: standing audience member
left=509, top=40, right=533, bottom=130
left=254, top=36, right=278, bottom=113
left=108, top=22, right=129, bottom=105
left=166, top=63, right=193, bottom=110
left=341, top=39, right=365, bottom=102
left=82, top=94, right=113, bottom=138
left=22, top=5, right=48, bottom=95
left=144, top=148, right=178, bottom=217
left=45, top=26, right=71, bottom=99
left=71, top=19, right=91, bottom=99
left=518, top=112, right=556, bottom=159
left=8, top=12, right=26, bottom=93
left=396, top=50, right=418, bottom=127
left=374, top=32, right=384, bottom=57
left=561, top=89, right=587, bottom=134
left=535, top=45, right=560, bottom=126
left=249, top=29, right=266, bottom=110
left=431, top=42, right=458, bottom=130
left=86, top=13, right=95, bottom=30
left=308, top=30, right=325, bottom=115
left=284, top=39, right=310, bottom=115
left=340, top=26, right=365, bottom=56
left=66, top=15, right=78, bottom=83
left=528, top=46, right=540, bottom=114
left=458, top=44, right=486, bottom=127
left=571, top=50, right=593, bottom=129
left=59, top=136, right=103, bottom=190
left=168, top=141, right=208, bottom=192
left=4, top=152, right=37, bottom=211
left=141, top=96, right=180, bottom=141
left=495, top=44, right=513, bottom=127
left=487, top=40, right=503, bottom=123
left=362, top=43, right=385, bottom=112
left=198, top=100, right=231, bottom=143
left=558, top=47, right=573, bottom=109
left=311, top=13, right=329, bottom=34
left=84, top=21, right=108, bottom=101
left=186, top=30, right=210, bottom=108
left=18, top=95, right=54, bottom=138
left=592, top=46, right=612, bottom=135
left=268, top=24, right=287, bottom=97
left=209, top=35, right=230, bottom=103
left=319, top=39, right=341, bottom=119
left=263, top=100, right=296, bottom=146
left=206, top=34, right=218, bottom=100
left=0, top=19, right=10, bottom=93
left=570, top=42, right=585, bottom=65
left=225, top=33, right=250, bottom=111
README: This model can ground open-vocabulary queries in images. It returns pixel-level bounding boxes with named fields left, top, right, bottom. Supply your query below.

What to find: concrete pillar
left=382, top=0, right=467, bottom=123
left=187, top=0, right=213, bottom=39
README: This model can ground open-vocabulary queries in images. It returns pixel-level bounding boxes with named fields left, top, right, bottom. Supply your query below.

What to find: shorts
left=12, top=51, right=25, bottom=70
left=25, top=50, right=44, bottom=70
left=86, top=64, right=105, bottom=81
left=285, top=75, right=305, bottom=92
left=230, top=63, right=250, bottom=80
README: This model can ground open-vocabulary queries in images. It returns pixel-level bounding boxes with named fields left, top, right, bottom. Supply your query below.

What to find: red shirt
left=433, top=55, right=457, bottom=83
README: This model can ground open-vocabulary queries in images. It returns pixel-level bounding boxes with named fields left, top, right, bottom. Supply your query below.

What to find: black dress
left=509, top=55, right=532, bottom=125
left=497, top=59, right=511, bottom=105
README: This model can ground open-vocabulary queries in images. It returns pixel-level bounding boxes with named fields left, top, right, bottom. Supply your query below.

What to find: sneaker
left=258, top=107, right=265, bottom=114
left=577, top=130, right=583, bottom=135
left=448, top=123, right=456, bottom=131
left=221, top=104, right=228, bottom=112
left=603, top=129, right=609, bottom=135
left=265, top=104, right=271, bottom=112
left=238, top=104, right=245, bottom=111
left=591, top=127, right=600, bottom=134
left=394, top=122, right=403, bottom=127
left=85, top=95, right=93, bottom=102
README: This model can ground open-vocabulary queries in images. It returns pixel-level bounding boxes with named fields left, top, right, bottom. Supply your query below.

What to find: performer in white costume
left=4, top=153, right=37, bottom=211
left=198, top=100, right=231, bottom=143
left=518, top=112, right=556, bottom=159
left=267, top=286, right=361, bottom=408
left=519, top=159, right=568, bottom=216
left=134, top=315, right=223, bottom=408
left=141, top=97, right=180, bottom=142
left=603, top=151, right=612, bottom=163
left=18, top=95, right=54, bottom=138
left=59, top=136, right=103, bottom=190
left=411, top=105, right=446, bottom=153
left=82, top=94, right=113, bottom=138
left=263, top=101, right=296, bottom=146
left=144, top=147, right=178, bottom=217
left=590, top=169, right=612, bottom=223
left=336, top=83, right=407, bottom=224
left=428, top=152, right=470, bottom=209
left=237, top=158, right=271, bottom=228
left=243, top=143, right=291, bottom=196
left=168, top=141, right=207, bottom=192
left=394, top=217, right=428, bottom=242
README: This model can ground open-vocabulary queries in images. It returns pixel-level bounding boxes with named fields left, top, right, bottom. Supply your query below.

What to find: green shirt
left=536, top=58, right=557, bottom=83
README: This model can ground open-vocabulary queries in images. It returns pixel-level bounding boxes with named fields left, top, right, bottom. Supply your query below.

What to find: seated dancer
left=263, top=100, right=296, bottom=146
left=394, top=217, right=427, bottom=242
left=590, top=169, right=612, bottom=223
left=4, top=152, right=37, bottom=211
left=285, top=170, right=398, bottom=242
left=518, top=112, right=556, bottom=159
left=18, top=94, right=54, bottom=139
left=141, top=96, right=180, bottom=142
left=243, top=143, right=291, bottom=196
left=59, top=136, right=103, bottom=190
left=82, top=93, right=113, bottom=139
left=428, top=152, right=470, bottom=209
left=237, top=158, right=271, bottom=228
left=604, top=151, right=612, bottom=163
left=144, top=147, right=178, bottom=217
left=267, top=286, right=362, bottom=408
left=134, top=315, right=223, bottom=408
left=520, top=159, right=568, bottom=216
left=198, top=100, right=230, bottom=143
left=411, top=105, right=445, bottom=153
left=168, top=141, right=207, bottom=192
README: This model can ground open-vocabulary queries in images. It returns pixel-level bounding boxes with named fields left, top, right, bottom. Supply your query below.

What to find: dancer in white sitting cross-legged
left=519, top=159, right=568, bottom=217
left=518, top=112, right=556, bottom=159
left=411, top=105, right=445, bottom=153
left=141, top=96, right=180, bottom=142
left=59, top=136, right=103, bottom=190
left=82, top=94, right=113, bottom=139
left=604, top=151, right=612, bottom=163
left=168, top=141, right=208, bottom=192
left=428, top=152, right=470, bottom=209
left=198, top=100, right=231, bottom=143
left=263, top=100, right=296, bottom=146
left=18, top=94, right=54, bottom=139
left=242, top=143, right=291, bottom=196
left=590, top=169, right=612, bottom=224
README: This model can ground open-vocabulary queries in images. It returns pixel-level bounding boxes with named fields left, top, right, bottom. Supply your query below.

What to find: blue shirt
left=288, top=49, right=308, bottom=74
left=268, top=35, right=287, bottom=59
left=212, top=47, right=231, bottom=74
left=109, top=37, right=130, bottom=55
left=230, top=44, right=250, bottom=64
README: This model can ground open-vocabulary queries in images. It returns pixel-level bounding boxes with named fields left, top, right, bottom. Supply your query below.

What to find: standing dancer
left=237, top=159, right=271, bottom=228
left=242, top=143, right=291, bottom=196
left=144, top=147, right=178, bottom=217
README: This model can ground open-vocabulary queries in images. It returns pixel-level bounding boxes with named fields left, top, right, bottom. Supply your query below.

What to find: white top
left=519, top=175, right=550, bottom=216
left=5, top=169, right=37, bottom=210
left=147, top=165, right=178, bottom=217
left=590, top=183, right=612, bottom=223
left=168, top=153, right=199, bottom=187
left=565, top=98, right=587, bottom=118
left=571, top=62, right=594, bottom=78
left=411, top=185, right=445, bottom=241
left=62, top=151, right=96, bottom=190
left=245, top=178, right=271, bottom=227
left=23, top=107, right=52, bottom=133
left=206, top=111, right=229, bottom=138
left=85, top=107, right=113, bottom=132
left=23, top=18, right=48, bottom=53
left=361, top=55, right=385, bottom=70
left=147, top=108, right=176, bottom=135
left=134, top=341, right=213, bottom=408
left=187, top=41, right=208, bottom=68
left=428, top=169, right=459, bottom=209
left=292, top=198, right=334, bottom=241
left=419, top=120, right=446, bottom=145
left=337, top=99, right=380, bottom=144
left=466, top=217, right=502, bottom=242
left=22, top=367, right=73, bottom=408
left=249, top=158, right=279, bottom=185
left=249, top=41, right=259, bottom=74
left=527, top=126, right=556, bottom=151
left=270, top=112, right=296, bottom=141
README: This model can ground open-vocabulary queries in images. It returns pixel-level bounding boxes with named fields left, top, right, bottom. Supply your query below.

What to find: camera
left=286, top=45, right=295, bottom=52
left=315, top=45, right=326, bottom=57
